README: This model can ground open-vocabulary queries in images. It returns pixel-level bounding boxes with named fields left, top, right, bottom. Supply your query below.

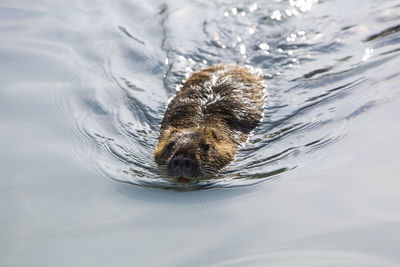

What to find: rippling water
left=55, top=0, right=400, bottom=189
left=2, top=0, right=400, bottom=266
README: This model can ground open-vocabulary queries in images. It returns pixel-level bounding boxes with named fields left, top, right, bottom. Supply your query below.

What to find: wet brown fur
left=154, top=65, right=265, bottom=180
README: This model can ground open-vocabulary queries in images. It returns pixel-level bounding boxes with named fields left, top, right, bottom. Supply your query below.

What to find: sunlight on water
left=52, top=0, right=400, bottom=190
left=2, top=0, right=400, bottom=266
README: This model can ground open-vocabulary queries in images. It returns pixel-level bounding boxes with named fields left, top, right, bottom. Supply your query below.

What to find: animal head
left=154, top=126, right=237, bottom=180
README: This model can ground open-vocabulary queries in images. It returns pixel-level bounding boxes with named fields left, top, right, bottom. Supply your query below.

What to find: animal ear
left=160, top=127, right=176, bottom=140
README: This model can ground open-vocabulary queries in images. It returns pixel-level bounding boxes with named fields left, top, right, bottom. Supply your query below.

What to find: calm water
left=1, top=0, right=400, bottom=265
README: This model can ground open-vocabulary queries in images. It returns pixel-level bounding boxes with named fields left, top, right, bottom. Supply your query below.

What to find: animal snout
left=167, top=155, right=198, bottom=179
left=172, top=156, right=193, bottom=168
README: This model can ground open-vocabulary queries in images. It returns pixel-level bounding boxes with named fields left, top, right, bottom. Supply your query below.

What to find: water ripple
left=60, top=0, right=400, bottom=190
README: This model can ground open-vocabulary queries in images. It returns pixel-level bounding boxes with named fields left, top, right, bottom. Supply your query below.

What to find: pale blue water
left=1, top=0, right=400, bottom=265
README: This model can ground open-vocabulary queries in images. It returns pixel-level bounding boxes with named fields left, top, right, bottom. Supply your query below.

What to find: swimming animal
left=154, top=65, right=265, bottom=181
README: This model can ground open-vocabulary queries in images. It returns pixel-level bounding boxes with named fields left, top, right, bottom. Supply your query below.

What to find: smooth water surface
left=1, top=0, right=400, bottom=265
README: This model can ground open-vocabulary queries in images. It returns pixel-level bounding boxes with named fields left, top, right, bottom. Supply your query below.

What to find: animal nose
left=171, top=156, right=193, bottom=169
left=167, top=155, right=198, bottom=178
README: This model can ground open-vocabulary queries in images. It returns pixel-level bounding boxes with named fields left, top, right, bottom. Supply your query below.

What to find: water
left=1, top=0, right=400, bottom=265
left=61, top=0, right=400, bottom=189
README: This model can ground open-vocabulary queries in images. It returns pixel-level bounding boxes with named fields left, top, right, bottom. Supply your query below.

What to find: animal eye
left=167, top=141, right=175, bottom=148
left=200, top=143, right=210, bottom=151
left=211, top=130, right=218, bottom=140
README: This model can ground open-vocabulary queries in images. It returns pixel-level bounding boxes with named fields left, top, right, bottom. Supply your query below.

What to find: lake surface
left=1, top=0, right=400, bottom=265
